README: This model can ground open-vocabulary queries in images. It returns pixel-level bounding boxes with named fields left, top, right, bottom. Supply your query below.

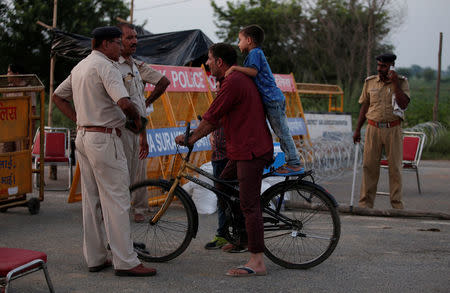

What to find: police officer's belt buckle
left=368, top=119, right=400, bottom=128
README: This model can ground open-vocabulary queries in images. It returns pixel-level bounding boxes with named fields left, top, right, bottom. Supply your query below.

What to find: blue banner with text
left=146, top=127, right=211, bottom=157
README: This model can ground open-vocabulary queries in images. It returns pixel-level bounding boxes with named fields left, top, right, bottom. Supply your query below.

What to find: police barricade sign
left=0, top=97, right=29, bottom=142
left=146, top=126, right=211, bottom=157
left=287, top=117, right=308, bottom=136
left=145, top=65, right=209, bottom=93
left=304, top=113, right=352, bottom=140
left=143, top=65, right=213, bottom=181
left=0, top=151, right=32, bottom=199
left=0, top=96, right=32, bottom=199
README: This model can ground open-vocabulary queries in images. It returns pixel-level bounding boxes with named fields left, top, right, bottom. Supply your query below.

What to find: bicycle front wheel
left=261, top=180, right=340, bottom=269
left=129, top=179, right=197, bottom=262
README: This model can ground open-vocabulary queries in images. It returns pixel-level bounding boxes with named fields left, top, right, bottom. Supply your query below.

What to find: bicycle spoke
left=263, top=181, right=340, bottom=269
left=130, top=180, right=195, bottom=262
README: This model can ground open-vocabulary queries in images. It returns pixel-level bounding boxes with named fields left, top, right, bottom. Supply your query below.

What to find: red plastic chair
left=0, top=247, right=54, bottom=293
left=379, top=131, right=426, bottom=194
left=32, top=127, right=73, bottom=190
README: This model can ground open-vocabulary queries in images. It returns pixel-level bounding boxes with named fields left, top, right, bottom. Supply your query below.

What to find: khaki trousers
left=121, top=129, right=148, bottom=214
left=75, top=130, right=140, bottom=270
left=359, top=124, right=404, bottom=209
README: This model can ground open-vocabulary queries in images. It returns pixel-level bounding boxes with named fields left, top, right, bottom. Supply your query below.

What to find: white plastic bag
left=182, top=162, right=217, bottom=214
left=183, top=162, right=279, bottom=215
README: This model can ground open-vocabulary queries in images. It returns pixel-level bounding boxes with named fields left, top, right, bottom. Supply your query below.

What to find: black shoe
left=88, top=260, right=112, bottom=272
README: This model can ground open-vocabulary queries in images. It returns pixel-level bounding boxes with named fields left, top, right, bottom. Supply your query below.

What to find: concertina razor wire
left=296, top=121, right=446, bottom=183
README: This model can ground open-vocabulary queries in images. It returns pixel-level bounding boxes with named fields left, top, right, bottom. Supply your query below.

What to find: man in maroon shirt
left=175, top=43, right=273, bottom=277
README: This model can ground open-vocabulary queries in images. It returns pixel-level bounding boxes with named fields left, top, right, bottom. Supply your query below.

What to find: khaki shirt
left=55, top=51, right=129, bottom=128
left=359, top=75, right=410, bottom=122
left=117, top=57, right=163, bottom=116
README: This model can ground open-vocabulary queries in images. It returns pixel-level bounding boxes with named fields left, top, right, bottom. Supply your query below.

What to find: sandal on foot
left=273, top=165, right=304, bottom=176
left=225, top=266, right=267, bottom=277
left=222, top=243, right=248, bottom=253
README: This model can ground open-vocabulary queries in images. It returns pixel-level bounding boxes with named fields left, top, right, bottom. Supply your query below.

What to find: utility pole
left=130, top=0, right=134, bottom=24
left=433, top=32, right=442, bottom=122
left=48, top=0, right=58, bottom=127
left=49, top=0, right=58, bottom=180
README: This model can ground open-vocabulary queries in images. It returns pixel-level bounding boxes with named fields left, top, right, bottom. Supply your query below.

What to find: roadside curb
left=338, top=204, right=450, bottom=220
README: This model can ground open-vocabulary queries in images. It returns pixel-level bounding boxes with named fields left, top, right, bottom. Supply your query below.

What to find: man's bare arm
left=389, top=71, right=410, bottom=109
left=225, top=65, right=258, bottom=77
left=175, top=119, right=217, bottom=146
left=145, top=76, right=170, bottom=107
left=353, top=101, right=369, bottom=144
left=138, top=132, right=149, bottom=159
left=117, top=97, right=142, bottom=132
left=52, top=94, right=77, bottom=122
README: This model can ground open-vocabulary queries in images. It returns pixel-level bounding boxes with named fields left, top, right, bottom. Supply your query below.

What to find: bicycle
left=130, top=123, right=341, bottom=269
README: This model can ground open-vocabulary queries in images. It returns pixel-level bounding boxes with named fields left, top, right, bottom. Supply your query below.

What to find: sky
left=132, top=0, right=450, bottom=70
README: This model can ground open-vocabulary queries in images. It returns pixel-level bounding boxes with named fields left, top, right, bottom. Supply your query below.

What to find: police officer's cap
left=376, top=53, right=396, bottom=63
left=91, top=26, right=122, bottom=39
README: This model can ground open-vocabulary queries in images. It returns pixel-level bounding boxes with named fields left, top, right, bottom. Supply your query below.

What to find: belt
left=367, top=119, right=401, bottom=128
left=78, top=126, right=122, bottom=137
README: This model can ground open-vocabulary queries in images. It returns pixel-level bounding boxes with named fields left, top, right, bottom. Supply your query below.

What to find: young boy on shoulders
left=225, top=24, right=302, bottom=174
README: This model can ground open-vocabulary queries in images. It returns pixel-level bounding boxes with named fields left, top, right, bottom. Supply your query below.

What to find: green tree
left=397, top=67, right=411, bottom=79
left=211, top=0, right=304, bottom=75
left=211, top=0, right=396, bottom=111
left=300, top=0, right=393, bottom=103
left=0, top=0, right=130, bottom=86
left=422, top=67, right=436, bottom=81
left=409, top=64, right=423, bottom=79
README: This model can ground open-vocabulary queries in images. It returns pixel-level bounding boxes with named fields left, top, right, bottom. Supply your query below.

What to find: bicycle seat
left=263, top=169, right=313, bottom=180
left=263, top=152, right=285, bottom=174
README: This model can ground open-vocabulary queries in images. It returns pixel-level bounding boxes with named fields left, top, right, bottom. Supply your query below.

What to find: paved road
left=1, top=161, right=449, bottom=292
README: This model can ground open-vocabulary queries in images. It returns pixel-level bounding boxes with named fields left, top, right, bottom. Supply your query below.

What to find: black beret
left=91, top=26, right=122, bottom=39
left=376, top=53, right=397, bottom=63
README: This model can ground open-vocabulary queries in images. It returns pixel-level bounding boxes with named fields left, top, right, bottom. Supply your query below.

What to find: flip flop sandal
left=273, top=165, right=305, bottom=176
left=225, top=266, right=267, bottom=277
left=228, top=246, right=248, bottom=253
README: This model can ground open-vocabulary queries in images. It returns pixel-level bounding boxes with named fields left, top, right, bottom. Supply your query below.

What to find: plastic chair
left=379, top=131, right=426, bottom=194
left=0, top=247, right=55, bottom=293
left=32, top=127, right=73, bottom=190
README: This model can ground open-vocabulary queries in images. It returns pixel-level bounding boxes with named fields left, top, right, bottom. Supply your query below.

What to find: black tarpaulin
left=51, top=29, right=214, bottom=66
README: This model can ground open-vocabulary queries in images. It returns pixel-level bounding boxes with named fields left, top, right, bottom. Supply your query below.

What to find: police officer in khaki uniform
left=53, top=26, right=156, bottom=276
left=117, top=23, right=170, bottom=223
left=353, top=53, right=410, bottom=209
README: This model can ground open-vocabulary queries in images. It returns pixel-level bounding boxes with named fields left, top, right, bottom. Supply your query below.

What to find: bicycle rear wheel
left=261, top=180, right=340, bottom=269
left=129, top=179, right=197, bottom=262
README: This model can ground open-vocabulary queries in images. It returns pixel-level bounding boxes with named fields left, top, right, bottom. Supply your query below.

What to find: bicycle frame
left=150, top=145, right=239, bottom=224
left=150, top=122, right=316, bottom=225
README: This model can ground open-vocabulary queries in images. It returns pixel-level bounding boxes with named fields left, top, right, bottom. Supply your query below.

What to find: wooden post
left=130, top=0, right=134, bottom=24
left=366, top=0, right=374, bottom=77
left=48, top=0, right=58, bottom=127
left=433, top=32, right=442, bottom=122
left=49, top=0, right=58, bottom=179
